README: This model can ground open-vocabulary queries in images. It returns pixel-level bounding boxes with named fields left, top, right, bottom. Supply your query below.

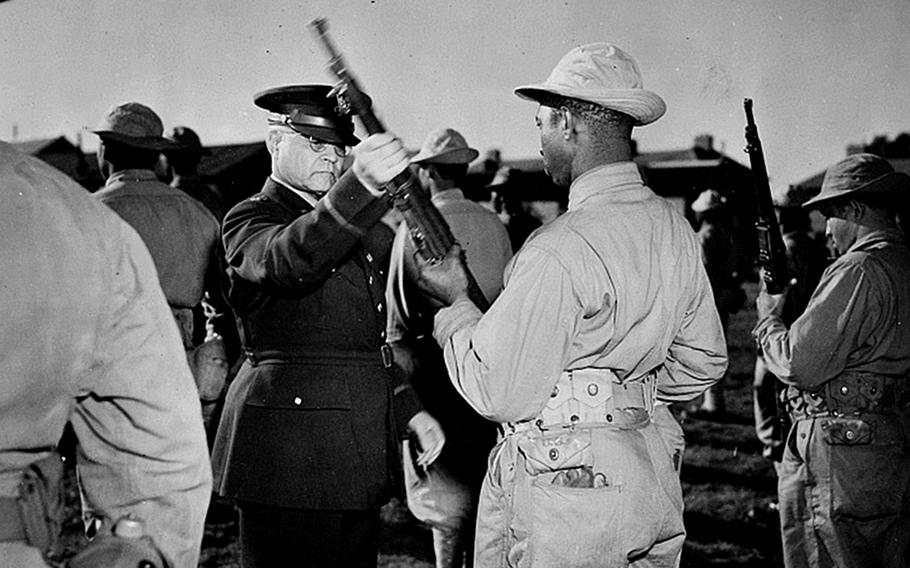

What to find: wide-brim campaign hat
left=93, top=102, right=179, bottom=151
left=410, top=127, right=479, bottom=165
left=803, top=153, right=910, bottom=210
left=254, top=84, right=367, bottom=147
left=166, top=125, right=211, bottom=155
left=514, top=43, right=666, bottom=126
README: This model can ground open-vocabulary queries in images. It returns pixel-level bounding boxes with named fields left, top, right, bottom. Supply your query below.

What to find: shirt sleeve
left=71, top=222, right=212, bottom=568
left=753, top=259, right=880, bottom=390
left=433, top=244, right=581, bottom=423
left=657, top=265, right=728, bottom=402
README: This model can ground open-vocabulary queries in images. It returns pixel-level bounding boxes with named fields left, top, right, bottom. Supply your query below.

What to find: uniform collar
left=262, top=177, right=315, bottom=213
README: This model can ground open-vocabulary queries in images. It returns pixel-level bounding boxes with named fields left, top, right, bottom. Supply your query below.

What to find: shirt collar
left=106, top=169, right=158, bottom=186
left=567, top=162, right=647, bottom=210
left=846, top=228, right=907, bottom=254
left=431, top=188, right=464, bottom=205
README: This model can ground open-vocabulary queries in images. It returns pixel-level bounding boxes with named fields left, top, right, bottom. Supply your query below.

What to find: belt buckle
left=380, top=344, right=394, bottom=369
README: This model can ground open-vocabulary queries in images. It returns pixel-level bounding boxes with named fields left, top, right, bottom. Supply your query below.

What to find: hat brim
left=514, top=83, right=666, bottom=126
left=410, top=147, right=479, bottom=165
left=94, top=130, right=180, bottom=151
left=802, top=171, right=910, bottom=210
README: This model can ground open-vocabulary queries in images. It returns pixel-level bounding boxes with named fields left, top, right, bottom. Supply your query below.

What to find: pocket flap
left=518, top=431, right=592, bottom=474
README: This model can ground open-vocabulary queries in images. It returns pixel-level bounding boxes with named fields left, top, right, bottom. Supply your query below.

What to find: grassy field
left=58, top=282, right=782, bottom=567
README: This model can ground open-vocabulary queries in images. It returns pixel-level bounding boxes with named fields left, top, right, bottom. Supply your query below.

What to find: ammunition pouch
left=0, top=452, right=64, bottom=560
left=784, top=372, right=910, bottom=420
left=505, top=367, right=658, bottom=436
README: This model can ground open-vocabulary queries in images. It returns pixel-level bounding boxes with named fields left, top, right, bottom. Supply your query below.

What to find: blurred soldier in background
left=0, top=141, right=211, bottom=568
left=386, top=127, right=512, bottom=567
left=755, top=153, right=910, bottom=567
left=165, top=125, right=243, bottom=435
left=210, top=85, right=444, bottom=567
left=414, top=43, right=727, bottom=566
left=93, top=104, right=229, bottom=425
left=691, top=188, right=745, bottom=416
left=165, top=125, right=226, bottom=221
left=752, top=186, right=827, bottom=465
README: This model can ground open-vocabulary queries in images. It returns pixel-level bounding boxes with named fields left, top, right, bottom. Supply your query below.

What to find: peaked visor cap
left=254, top=84, right=367, bottom=147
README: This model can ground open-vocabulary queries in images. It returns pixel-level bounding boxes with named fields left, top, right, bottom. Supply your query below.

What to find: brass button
left=549, top=448, right=559, bottom=461
left=293, top=396, right=302, bottom=406
left=606, top=414, right=613, bottom=423
left=570, top=415, right=579, bottom=422
left=587, top=383, right=599, bottom=396
left=551, top=386, right=559, bottom=398
left=377, top=303, right=383, bottom=312
left=845, top=430, right=855, bottom=440
left=840, top=386, right=849, bottom=395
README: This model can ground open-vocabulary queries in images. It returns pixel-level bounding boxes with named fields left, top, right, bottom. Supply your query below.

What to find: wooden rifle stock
left=744, top=99, right=789, bottom=294
left=309, top=18, right=490, bottom=311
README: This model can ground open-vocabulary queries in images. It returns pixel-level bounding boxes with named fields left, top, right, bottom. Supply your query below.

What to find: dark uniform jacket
left=211, top=172, right=421, bottom=510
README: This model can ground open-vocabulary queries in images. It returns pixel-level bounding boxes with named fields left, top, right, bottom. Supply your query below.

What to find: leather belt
left=244, top=345, right=394, bottom=369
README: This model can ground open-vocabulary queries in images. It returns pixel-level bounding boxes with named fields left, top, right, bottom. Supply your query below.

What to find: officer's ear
left=266, top=129, right=284, bottom=157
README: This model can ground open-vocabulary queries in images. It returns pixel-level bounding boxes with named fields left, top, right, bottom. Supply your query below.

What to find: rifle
left=309, top=18, right=489, bottom=311
left=743, top=99, right=789, bottom=294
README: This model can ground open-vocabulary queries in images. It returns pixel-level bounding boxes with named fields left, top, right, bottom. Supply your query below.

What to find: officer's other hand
left=407, top=410, right=445, bottom=468
left=414, top=244, right=470, bottom=308
left=756, top=277, right=789, bottom=319
left=351, top=133, right=410, bottom=191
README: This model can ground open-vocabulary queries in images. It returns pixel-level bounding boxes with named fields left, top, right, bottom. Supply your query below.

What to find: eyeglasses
left=301, top=134, right=347, bottom=158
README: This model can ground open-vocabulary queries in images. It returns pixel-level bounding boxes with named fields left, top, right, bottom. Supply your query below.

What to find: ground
left=57, top=281, right=783, bottom=567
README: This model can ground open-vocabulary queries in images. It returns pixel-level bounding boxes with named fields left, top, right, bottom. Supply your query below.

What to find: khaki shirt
left=433, top=162, right=727, bottom=423
left=0, top=143, right=211, bottom=568
left=754, top=229, right=910, bottom=390
left=95, top=169, right=220, bottom=309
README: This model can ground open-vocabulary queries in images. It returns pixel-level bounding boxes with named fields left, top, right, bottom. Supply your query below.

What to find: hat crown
left=822, top=153, right=895, bottom=194
left=169, top=126, right=203, bottom=150
left=423, top=128, right=468, bottom=156
left=411, top=127, right=478, bottom=164
left=96, top=102, right=164, bottom=139
left=547, top=43, right=645, bottom=93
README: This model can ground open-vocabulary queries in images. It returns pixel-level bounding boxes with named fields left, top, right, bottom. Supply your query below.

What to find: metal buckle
left=380, top=344, right=394, bottom=369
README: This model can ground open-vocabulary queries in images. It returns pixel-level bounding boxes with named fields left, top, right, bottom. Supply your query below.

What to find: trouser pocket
left=528, top=476, right=625, bottom=567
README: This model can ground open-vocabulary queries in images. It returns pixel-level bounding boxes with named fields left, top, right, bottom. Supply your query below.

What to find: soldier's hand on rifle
left=755, top=275, right=790, bottom=320
left=414, top=244, right=471, bottom=308
left=351, top=132, right=410, bottom=192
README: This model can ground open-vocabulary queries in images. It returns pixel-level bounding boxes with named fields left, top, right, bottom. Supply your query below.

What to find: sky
left=2, top=0, right=910, bottom=188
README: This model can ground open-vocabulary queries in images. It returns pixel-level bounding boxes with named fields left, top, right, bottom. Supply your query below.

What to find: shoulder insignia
left=248, top=194, right=270, bottom=203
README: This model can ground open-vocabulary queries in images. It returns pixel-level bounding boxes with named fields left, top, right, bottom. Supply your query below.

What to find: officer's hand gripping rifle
left=744, top=99, right=789, bottom=294
left=309, top=18, right=489, bottom=311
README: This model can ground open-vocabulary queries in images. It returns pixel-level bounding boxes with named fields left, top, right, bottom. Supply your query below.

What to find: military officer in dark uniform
left=211, top=85, right=444, bottom=568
